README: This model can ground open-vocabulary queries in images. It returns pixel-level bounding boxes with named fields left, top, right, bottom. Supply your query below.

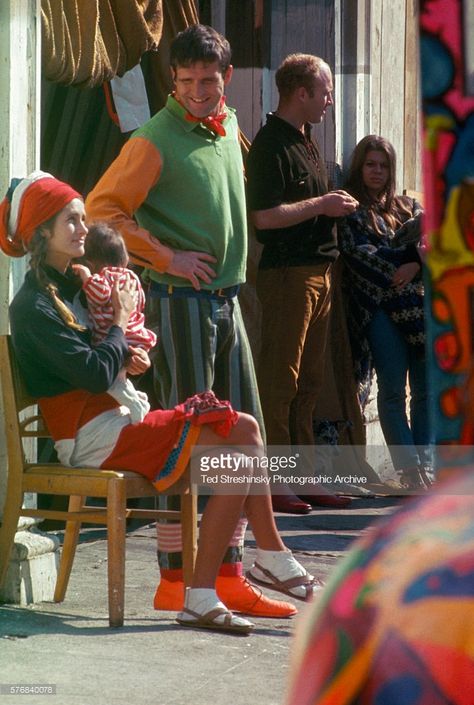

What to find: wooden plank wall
left=0, top=0, right=40, bottom=328
left=372, top=0, right=410, bottom=190
left=369, top=0, right=422, bottom=191
left=225, top=0, right=336, bottom=150
left=225, top=0, right=422, bottom=192
left=336, top=0, right=371, bottom=173
left=403, top=0, right=422, bottom=192
left=336, top=0, right=422, bottom=190
left=263, top=0, right=336, bottom=159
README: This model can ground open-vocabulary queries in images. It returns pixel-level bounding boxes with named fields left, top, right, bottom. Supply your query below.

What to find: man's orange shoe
left=216, top=575, right=298, bottom=617
left=153, top=575, right=298, bottom=617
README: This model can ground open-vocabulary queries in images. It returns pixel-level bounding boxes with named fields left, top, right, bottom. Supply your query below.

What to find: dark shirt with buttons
left=246, top=113, right=338, bottom=269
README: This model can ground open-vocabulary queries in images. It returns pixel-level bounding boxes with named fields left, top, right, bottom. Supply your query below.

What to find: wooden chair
left=0, top=335, right=197, bottom=627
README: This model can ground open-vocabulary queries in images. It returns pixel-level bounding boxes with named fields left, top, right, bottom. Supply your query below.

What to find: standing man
left=86, top=24, right=295, bottom=618
left=246, top=54, right=358, bottom=514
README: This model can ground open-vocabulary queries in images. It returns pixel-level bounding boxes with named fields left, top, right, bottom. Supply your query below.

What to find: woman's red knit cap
left=0, top=171, right=81, bottom=257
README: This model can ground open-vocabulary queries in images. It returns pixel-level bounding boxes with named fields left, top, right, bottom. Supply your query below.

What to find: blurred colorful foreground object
left=285, top=472, right=474, bottom=705
left=421, top=0, right=474, bottom=454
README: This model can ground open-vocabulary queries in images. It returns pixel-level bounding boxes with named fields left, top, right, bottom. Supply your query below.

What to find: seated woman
left=338, top=136, right=431, bottom=490
left=0, top=171, right=317, bottom=634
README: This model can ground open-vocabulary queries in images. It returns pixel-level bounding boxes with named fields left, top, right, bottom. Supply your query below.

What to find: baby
left=73, top=223, right=156, bottom=422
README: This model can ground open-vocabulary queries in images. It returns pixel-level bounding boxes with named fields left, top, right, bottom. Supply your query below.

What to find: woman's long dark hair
left=28, top=218, right=86, bottom=332
left=345, top=135, right=412, bottom=234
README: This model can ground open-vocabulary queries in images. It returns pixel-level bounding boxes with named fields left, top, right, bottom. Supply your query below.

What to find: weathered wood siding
left=338, top=0, right=422, bottom=190
left=220, top=0, right=422, bottom=191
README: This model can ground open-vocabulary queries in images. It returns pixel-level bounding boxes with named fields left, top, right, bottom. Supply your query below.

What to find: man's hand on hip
left=167, top=250, right=217, bottom=290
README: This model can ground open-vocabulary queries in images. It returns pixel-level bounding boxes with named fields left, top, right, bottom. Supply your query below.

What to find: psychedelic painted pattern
left=285, top=474, right=474, bottom=704
left=421, top=0, right=474, bottom=453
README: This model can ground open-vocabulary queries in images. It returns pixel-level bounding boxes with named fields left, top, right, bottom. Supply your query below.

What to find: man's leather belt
left=149, top=282, right=240, bottom=300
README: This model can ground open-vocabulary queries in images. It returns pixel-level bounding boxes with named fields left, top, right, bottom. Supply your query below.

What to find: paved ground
left=0, top=496, right=400, bottom=705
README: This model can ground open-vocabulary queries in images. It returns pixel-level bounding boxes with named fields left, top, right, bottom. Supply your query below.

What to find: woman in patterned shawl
left=338, top=135, right=430, bottom=490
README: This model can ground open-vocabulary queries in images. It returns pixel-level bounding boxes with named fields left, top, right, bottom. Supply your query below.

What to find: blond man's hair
left=275, top=53, right=330, bottom=100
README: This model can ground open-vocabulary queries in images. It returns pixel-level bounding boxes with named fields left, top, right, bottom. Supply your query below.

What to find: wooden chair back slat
left=0, top=336, right=30, bottom=471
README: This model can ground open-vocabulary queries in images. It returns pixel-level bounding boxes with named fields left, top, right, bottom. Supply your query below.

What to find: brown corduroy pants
left=256, top=263, right=333, bottom=449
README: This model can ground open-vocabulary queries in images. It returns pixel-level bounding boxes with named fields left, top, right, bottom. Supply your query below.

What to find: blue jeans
left=366, top=308, right=431, bottom=470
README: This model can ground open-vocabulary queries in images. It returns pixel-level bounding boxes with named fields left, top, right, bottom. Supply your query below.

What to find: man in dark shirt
left=246, top=53, right=358, bottom=514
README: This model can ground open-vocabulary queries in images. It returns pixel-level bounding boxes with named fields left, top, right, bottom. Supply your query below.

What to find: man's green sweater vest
left=133, top=96, right=247, bottom=289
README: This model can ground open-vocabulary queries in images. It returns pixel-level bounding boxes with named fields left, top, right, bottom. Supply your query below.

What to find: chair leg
left=181, top=488, right=197, bottom=587
left=54, top=495, right=83, bottom=603
left=107, top=480, right=126, bottom=627
left=0, top=496, right=22, bottom=588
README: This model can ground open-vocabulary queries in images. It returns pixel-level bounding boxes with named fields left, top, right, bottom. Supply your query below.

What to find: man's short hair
left=170, top=24, right=231, bottom=75
left=276, top=54, right=329, bottom=100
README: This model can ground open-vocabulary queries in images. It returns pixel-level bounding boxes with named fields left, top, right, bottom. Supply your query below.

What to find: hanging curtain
left=41, top=0, right=163, bottom=88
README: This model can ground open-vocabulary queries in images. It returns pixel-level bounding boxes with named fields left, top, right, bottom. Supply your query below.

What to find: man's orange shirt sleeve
left=85, top=137, right=174, bottom=273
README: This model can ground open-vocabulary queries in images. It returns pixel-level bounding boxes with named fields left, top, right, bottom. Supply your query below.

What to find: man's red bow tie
left=185, top=111, right=227, bottom=136
left=174, top=94, right=227, bottom=136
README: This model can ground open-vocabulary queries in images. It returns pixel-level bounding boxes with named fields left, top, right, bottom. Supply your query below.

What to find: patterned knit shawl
left=338, top=198, right=425, bottom=407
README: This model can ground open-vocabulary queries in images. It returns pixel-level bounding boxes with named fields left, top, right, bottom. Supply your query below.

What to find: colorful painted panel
left=421, top=0, right=474, bottom=452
